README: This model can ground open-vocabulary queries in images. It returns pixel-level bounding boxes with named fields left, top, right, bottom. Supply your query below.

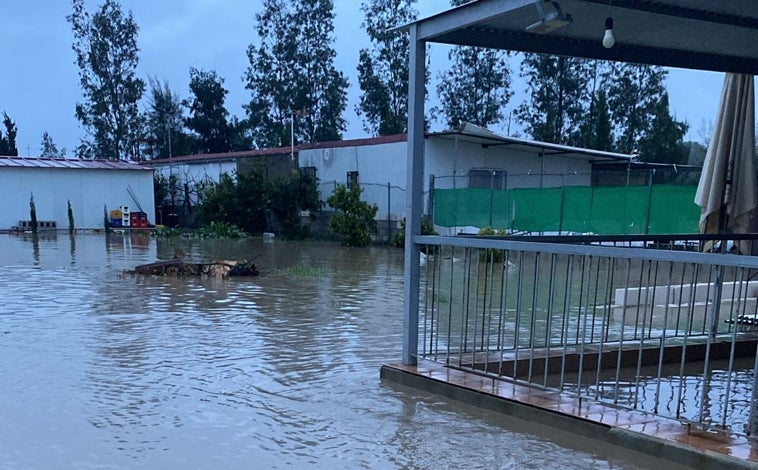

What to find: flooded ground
left=0, top=232, right=676, bottom=469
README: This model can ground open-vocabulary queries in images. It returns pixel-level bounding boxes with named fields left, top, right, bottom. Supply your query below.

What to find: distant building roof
left=0, top=156, right=152, bottom=171
left=431, top=122, right=634, bottom=162
left=139, top=126, right=632, bottom=166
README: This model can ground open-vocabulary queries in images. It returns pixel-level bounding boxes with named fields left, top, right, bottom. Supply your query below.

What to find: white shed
left=0, top=156, right=155, bottom=230
left=298, top=123, right=634, bottom=234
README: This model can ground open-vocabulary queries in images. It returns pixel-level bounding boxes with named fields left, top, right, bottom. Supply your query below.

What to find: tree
left=579, top=90, right=613, bottom=152
left=68, top=0, right=145, bottom=160
left=635, top=92, right=689, bottom=164
left=245, top=0, right=297, bottom=149
left=0, top=112, right=18, bottom=156
left=356, top=0, right=417, bottom=135
left=40, top=132, right=66, bottom=158
left=145, top=77, right=192, bottom=159
left=605, top=63, right=665, bottom=154
left=184, top=68, right=232, bottom=154
left=433, top=0, right=512, bottom=130
left=292, top=0, right=349, bottom=143
left=517, top=54, right=592, bottom=145
left=246, top=0, right=348, bottom=148
left=435, top=45, right=513, bottom=129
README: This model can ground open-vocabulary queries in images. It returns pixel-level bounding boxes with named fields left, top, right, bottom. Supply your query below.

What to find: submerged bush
left=327, top=184, right=378, bottom=247
left=391, top=218, right=436, bottom=249
left=477, top=226, right=509, bottom=263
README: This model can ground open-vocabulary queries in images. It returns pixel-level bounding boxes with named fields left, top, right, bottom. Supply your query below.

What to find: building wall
left=0, top=167, right=155, bottom=230
left=425, top=138, right=593, bottom=190
left=299, top=141, right=408, bottom=221
left=299, top=137, right=596, bottom=224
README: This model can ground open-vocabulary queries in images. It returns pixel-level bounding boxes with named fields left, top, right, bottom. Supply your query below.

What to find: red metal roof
left=0, top=156, right=151, bottom=171
left=141, top=135, right=410, bottom=167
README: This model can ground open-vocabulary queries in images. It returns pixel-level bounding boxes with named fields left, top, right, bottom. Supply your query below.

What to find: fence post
left=428, top=174, right=435, bottom=222
left=387, top=182, right=392, bottom=244
left=645, top=169, right=654, bottom=235
left=489, top=170, right=495, bottom=228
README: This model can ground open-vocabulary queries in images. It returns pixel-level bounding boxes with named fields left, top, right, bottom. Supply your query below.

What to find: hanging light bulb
left=602, top=16, right=615, bottom=48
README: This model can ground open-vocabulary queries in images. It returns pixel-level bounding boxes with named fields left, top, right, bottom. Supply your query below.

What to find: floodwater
left=0, top=233, right=675, bottom=469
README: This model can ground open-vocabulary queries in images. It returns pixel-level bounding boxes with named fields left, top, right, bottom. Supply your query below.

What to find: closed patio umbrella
left=695, top=73, right=757, bottom=253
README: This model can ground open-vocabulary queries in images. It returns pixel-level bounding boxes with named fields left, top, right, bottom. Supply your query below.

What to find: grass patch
left=274, top=263, right=332, bottom=278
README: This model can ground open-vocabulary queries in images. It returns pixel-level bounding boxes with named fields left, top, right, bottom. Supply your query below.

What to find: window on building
left=300, top=166, right=317, bottom=180
left=468, top=169, right=507, bottom=190
left=347, top=171, right=359, bottom=188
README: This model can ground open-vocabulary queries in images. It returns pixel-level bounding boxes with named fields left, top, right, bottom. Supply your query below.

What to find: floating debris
left=125, top=259, right=259, bottom=279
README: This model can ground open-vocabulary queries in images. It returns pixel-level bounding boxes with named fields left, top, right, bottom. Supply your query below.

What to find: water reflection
left=0, top=234, right=668, bottom=469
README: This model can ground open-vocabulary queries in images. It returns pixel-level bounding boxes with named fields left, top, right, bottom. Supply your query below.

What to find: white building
left=142, top=124, right=634, bottom=236
left=0, top=156, right=155, bottom=230
left=298, top=123, right=634, bottom=234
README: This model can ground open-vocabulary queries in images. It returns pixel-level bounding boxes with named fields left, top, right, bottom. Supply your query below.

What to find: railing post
left=402, top=24, right=426, bottom=366
left=387, top=182, right=392, bottom=244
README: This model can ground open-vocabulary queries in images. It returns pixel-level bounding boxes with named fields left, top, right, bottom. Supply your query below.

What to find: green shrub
left=327, top=184, right=378, bottom=247
left=268, top=169, right=322, bottom=239
left=477, top=226, right=509, bottom=263
left=392, top=218, right=437, bottom=249
left=195, top=221, right=247, bottom=239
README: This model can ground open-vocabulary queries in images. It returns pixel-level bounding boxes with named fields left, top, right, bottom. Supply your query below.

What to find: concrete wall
left=0, top=167, right=155, bottom=230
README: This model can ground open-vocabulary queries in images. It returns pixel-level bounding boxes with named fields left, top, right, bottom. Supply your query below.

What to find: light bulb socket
left=605, top=16, right=613, bottom=30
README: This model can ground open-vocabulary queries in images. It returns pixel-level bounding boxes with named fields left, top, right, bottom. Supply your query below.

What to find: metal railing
left=417, top=234, right=758, bottom=436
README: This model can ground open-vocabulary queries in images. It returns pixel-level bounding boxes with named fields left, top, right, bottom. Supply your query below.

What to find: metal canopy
left=401, top=0, right=758, bottom=74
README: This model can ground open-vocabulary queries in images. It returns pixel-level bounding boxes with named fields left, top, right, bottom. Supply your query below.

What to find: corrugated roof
left=0, top=156, right=152, bottom=171
left=140, top=128, right=631, bottom=167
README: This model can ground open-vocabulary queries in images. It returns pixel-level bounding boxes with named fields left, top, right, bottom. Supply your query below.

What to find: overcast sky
left=0, top=1, right=726, bottom=157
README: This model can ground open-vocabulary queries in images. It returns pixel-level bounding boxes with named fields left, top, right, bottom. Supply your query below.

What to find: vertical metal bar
left=644, top=169, right=654, bottom=235
left=387, top=182, right=392, bottom=244
left=460, top=248, right=472, bottom=366
left=559, top=255, right=575, bottom=392
left=699, top=266, right=719, bottom=425
left=543, top=253, right=558, bottom=387
left=497, top=249, right=511, bottom=376
left=484, top=247, right=497, bottom=372
left=577, top=256, right=589, bottom=398
left=513, top=250, right=525, bottom=379
left=472, top=248, right=482, bottom=361
left=528, top=252, right=541, bottom=383
left=421, top=240, right=431, bottom=358
left=401, top=25, right=425, bottom=365
left=614, top=258, right=633, bottom=405
left=594, top=256, right=614, bottom=400
left=445, top=246, right=455, bottom=364
left=430, top=244, right=440, bottom=360
left=721, top=267, right=746, bottom=428
left=676, top=262, right=699, bottom=419
left=654, top=262, right=675, bottom=414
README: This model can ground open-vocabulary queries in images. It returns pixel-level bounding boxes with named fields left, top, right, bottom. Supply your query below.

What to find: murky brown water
left=0, top=233, right=670, bottom=469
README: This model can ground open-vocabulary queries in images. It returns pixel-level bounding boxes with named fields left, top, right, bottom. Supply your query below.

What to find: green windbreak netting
left=434, top=184, right=700, bottom=234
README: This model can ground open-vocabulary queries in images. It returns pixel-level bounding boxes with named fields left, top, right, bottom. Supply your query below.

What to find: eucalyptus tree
left=0, top=112, right=18, bottom=156
left=246, top=0, right=348, bottom=148
left=68, top=0, right=144, bottom=160
left=40, top=132, right=66, bottom=158
left=517, top=53, right=593, bottom=145
left=605, top=63, right=687, bottom=161
left=356, top=0, right=417, bottom=135
left=184, top=68, right=233, bottom=154
left=145, top=77, right=188, bottom=159
left=434, top=0, right=513, bottom=130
